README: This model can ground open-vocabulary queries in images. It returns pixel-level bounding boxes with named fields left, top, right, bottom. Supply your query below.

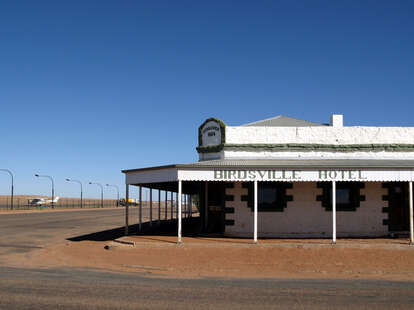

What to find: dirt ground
left=2, top=209, right=413, bottom=281
left=6, top=235, right=414, bottom=281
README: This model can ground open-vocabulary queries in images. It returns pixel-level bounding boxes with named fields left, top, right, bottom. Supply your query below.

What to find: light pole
left=89, top=182, right=103, bottom=208
left=0, top=169, right=14, bottom=210
left=66, top=179, right=83, bottom=208
left=35, top=174, right=55, bottom=208
left=106, top=184, right=120, bottom=207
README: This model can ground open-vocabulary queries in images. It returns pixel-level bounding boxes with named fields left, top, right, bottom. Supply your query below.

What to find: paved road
left=0, top=208, right=142, bottom=259
left=1, top=209, right=414, bottom=309
left=1, top=266, right=414, bottom=310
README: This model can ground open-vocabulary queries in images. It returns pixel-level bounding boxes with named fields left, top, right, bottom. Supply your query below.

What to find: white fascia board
left=177, top=168, right=414, bottom=182
left=126, top=168, right=178, bottom=185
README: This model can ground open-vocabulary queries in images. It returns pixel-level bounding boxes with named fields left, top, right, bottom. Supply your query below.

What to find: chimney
left=330, top=114, right=343, bottom=127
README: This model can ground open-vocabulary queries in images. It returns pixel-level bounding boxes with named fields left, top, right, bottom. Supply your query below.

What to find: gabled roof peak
left=242, top=115, right=326, bottom=127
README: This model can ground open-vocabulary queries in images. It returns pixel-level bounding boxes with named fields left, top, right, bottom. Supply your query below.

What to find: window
left=317, top=182, right=365, bottom=211
left=259, top=183, right=278, bottom=210
left=336, top=188, right=350, bottom=205
left=242, top=182, right=293, bottom=212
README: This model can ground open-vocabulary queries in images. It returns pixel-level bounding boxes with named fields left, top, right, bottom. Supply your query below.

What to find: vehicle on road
left=119, top=198, right=138, bottom=206
left=28, top=196, right=60, bottom=206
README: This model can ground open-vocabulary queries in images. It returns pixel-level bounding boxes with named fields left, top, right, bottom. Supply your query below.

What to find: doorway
left=207, top=182, right=225, bottom=233
left=386, top=182, right=409, bottom=232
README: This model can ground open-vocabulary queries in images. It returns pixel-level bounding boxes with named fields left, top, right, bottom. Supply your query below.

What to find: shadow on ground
left=67, top=217, right=202, bottom=242
left=67, top=216, right=405, bottom=243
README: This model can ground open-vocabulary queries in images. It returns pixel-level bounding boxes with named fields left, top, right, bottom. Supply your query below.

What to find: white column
left=178, top=180, right=182, bottom=244
left=149, top=188, right=153, bottom=227
left=139, top=186, right=142, bottom=232
left=125, top=184, right=129, bottom=236
left=409, top=181, right=413, bottom=245
left=254, top=180, right=258, bottom=244
left=332, top=181, right=337, bottom=244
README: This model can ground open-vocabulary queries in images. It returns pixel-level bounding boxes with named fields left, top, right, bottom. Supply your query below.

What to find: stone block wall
left=224, top=182, right=388, bottom=238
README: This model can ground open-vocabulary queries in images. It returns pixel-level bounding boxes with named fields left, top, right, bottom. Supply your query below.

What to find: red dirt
left=7, top=236, right=414, bottom=281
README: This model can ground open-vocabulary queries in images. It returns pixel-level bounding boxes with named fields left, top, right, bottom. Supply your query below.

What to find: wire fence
left=0, top=197, right=120, bottom=210
left=0, top=197, right=200, bottom=215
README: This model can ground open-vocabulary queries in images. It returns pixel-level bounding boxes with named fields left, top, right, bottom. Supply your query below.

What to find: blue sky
left=0, top=0, right=413, bottom=198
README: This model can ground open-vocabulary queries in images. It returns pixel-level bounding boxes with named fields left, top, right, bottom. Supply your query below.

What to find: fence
left=0, top=197, right=120, bottom=210
left=137, top=200, right=199, bottom=221
left=0, top=197, right=201, bottom=217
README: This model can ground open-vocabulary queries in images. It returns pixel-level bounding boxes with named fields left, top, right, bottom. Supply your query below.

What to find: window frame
left=242, top=182, right=293, bottom=212
left=317, top=181, right=365, bottom=212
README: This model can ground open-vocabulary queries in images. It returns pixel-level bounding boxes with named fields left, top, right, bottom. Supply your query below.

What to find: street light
left=106, top=184, right=119, bottom=207
left=0, top=169, right=14, bottom=210
left=89, top=182, right=103, bottom=208
left=35, top=174, right=55, bottom=209
left=66, top=179, right=83, bottom=208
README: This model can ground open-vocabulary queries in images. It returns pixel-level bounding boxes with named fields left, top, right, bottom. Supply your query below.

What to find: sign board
left=200, top=120, right=222, bottom=146
left=178, top=169, right=414, bottom=182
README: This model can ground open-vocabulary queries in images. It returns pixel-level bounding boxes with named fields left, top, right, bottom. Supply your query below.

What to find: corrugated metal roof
left=177, top=159, right=414, bottom=169
left=242, top=115, right=326, bottom=127
left=122, top=159, right=414, bottom=173
left=122, top=164, right=177, bottom=173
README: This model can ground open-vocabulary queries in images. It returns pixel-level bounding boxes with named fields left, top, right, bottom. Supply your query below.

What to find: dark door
left=207, top=182, right=225, bottom=233
left=387, top=182, right=409, bottom=232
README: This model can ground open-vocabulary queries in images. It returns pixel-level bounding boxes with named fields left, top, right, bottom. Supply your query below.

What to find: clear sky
left=0, top=0, right=413, bottom=199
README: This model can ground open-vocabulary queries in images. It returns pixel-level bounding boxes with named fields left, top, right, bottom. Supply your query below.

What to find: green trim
left=196, top=144, right=225, bottom=153
left=197, top=143, right=414, bottom=154
left=198, top=118, right=226, bottom=147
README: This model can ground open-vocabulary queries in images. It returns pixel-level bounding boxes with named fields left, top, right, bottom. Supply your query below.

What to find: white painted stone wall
left=198, top=126, right=414, bottom=161
left=226, top=126, right=414, bottom=145
left=225, top=182, right=388, bottom=238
